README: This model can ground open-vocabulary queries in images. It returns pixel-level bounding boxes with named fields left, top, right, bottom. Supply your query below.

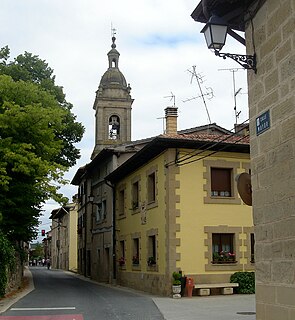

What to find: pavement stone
left=0, top=268, right=256, bottom=320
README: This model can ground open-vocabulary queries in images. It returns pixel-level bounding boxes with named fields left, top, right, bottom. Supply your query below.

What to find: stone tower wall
left=247, top=1, right=295, bottom=319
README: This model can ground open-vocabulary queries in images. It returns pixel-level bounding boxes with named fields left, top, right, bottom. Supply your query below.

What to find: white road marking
left=10, top=307, right=76, bottom=311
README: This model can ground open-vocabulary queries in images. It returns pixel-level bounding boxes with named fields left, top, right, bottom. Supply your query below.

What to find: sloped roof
left=191, top=0, right=265, bottom=31
left=106, top=132, right=249, bottom=183
left=72, top=123, right=248, bottom=185
left=49, top=204, right=75, bottom=220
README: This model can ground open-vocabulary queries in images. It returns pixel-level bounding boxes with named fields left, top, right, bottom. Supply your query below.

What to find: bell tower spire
left=91, top=32, right=134, bottom=159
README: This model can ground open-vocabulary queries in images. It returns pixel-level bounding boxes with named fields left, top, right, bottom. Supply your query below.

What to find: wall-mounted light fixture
left=201, top=14, right=256, bottom=72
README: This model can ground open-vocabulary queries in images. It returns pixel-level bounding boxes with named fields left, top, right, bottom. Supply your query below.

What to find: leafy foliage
left=172, top=272, right=182, bottom=285
left=30, top=243, right=44, bottom=260
left=0, top=47, right=84, bottom=242
left=0, top=46, right=84, bottom=168
left=0, top=231, right=16, bottom=297
left=230, top=271, right=255, bottom=294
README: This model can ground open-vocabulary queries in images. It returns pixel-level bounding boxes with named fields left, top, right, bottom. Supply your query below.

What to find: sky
left=1, top=0, right=249, bottom=241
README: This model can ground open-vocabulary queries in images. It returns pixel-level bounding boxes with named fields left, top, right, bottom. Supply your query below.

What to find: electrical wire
left=177, top=133, right=249, bottom=167
left=165, top=118, right=249, bottom=168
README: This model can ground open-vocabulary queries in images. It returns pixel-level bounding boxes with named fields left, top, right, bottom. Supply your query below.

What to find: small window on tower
left=109, top=115, right=120, bottom=140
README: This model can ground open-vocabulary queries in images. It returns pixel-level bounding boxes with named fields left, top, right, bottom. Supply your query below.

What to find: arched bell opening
left=109, top=115, right=120, bottom=140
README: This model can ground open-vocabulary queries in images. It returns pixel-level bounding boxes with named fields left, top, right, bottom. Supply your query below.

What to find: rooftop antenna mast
left=157, top=92, right=176, bottom=134
left=156, top=117, right=165, bottom=134
left=218, top=68, right=244, bottom=125
left=164, top=92, right=176, bottom=108
left=183, top=66, right=213, bottom=124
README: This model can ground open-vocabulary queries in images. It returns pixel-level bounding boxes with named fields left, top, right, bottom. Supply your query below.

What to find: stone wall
left=117, top=271, right=170, bottom=296
left=247, top=0, right=295, bottom=319
left=5, top=256, right=23, bottom=295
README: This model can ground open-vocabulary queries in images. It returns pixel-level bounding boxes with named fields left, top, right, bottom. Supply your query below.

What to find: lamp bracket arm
left=214, top=50, right=256, bottom=73
left=227, top=29, right=246, bottom=46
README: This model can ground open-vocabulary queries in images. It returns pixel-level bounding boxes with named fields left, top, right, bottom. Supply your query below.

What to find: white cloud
left=1, top=0, right=249, bottom=239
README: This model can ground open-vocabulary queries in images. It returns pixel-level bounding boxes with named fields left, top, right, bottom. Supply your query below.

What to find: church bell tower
left=91, top=34, right=134, bottom=159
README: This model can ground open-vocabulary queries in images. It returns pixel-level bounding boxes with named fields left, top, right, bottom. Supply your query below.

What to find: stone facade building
left=192, top=0, right=295, bottom=319
left=91, top=35, right=133, bottom=159
left=72, top=36, right=148, bottom=282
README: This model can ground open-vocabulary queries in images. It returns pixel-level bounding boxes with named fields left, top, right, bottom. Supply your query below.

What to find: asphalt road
left=0, top=267, right=164, bottom=320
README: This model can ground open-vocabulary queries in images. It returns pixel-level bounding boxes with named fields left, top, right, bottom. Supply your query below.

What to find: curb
left=0, top=266, right=34, bottom=314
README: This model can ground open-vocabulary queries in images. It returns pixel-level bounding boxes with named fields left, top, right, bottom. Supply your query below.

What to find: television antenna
left=218, top=68, right=245, bottom=125
left=183, top=66, right=213, bottom=124
left=164, top=92, right=176, bottom=108
left=156, top=92, right=176, bottom=134
left=156, top=116, right=165, bottom=134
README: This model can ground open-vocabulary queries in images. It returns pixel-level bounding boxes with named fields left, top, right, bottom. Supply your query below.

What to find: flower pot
left=172, top=285, right=181, bottom=298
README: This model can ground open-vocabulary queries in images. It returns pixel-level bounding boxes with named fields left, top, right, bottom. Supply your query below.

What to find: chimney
left=165, top=107, right=178, bottom=135
left=234, top=123, right=249, bottom=136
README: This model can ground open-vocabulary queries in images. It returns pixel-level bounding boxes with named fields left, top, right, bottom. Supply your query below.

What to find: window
left=203, top=160, right=240, bottom=204
left=147, top=172, right=156, bottom=203
left=250, top=233, right=255, bottom=263
left=132, top=181, right=139, bottom=209
left=211, top=168, right=232, bottom=197
left=132, top=238, right=140, bottom=265
left=102, top=200, right=106, bottom=219
left=118, top=189, right=125, bottom=216
left=212, top=233, right=235, bottom=263
left=95, top=201, right=106, bottom=222
left=95, top=203, right=102, bottom=221
left=147, top=235, right=156, bottom=265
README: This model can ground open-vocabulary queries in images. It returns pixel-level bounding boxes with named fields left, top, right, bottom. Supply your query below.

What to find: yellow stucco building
left=50, top=203, right=78, bottom=272
left=106, top=108, right=254, bottom=296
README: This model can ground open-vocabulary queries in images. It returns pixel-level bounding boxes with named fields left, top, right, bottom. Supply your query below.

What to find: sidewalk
left=0, top=266, right=34, bottom=314
left=0, top=268, right=256, bottom=320
left=152, top=295, right=256, bottom=320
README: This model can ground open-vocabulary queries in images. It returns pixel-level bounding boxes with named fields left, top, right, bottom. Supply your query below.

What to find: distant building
left=72, top=35, right=140, bottom=282
left=50, top=203, right=78, bottom=272
left=42, top=230, right=52, bottom=261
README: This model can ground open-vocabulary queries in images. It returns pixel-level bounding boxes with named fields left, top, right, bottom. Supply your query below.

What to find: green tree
left=30, top=242, right=44, bottom=260
left=0, top=47, right=84, bottom=242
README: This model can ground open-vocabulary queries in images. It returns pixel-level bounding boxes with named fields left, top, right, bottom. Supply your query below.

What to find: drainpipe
left=105, top=180, right=116, bottom=282
left=84, top=200, right=87, bottom=277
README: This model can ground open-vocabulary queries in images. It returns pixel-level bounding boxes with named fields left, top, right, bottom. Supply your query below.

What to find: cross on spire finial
left=111, top=23, right=117, bottom=48
left=111, top=26, right=116, bottom=38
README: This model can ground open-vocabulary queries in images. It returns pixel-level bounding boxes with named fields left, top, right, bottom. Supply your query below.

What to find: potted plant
left=172, top=271, right=182, bottom=298
left=132, top=255, right=139, bottom=265
left=147, top=256, right=156, bottom=266
left=212, top=251, right=236, bottom=264
left=118, top=257, right=125, bottom=266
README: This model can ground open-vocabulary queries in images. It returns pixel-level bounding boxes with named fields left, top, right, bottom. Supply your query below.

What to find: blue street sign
left=256, top=110, right=270, bottom=135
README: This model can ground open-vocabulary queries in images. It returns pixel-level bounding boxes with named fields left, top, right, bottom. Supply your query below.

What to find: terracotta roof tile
left=161, top=133, right=250, bottom=144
